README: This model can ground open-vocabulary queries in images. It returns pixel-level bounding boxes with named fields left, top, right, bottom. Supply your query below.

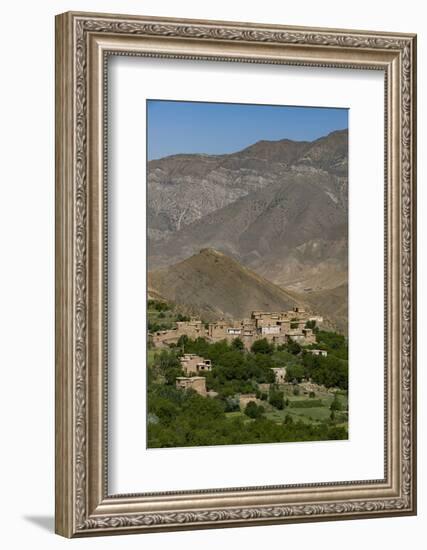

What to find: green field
left=264, top=390, right=348, bottom=426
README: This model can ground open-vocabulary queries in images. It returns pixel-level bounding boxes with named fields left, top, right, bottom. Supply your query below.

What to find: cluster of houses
left=153, top=308, right=328, bottom=406
left=151, top=308, right=323, bottom=350
left=175, top=347, right=328, bottom=403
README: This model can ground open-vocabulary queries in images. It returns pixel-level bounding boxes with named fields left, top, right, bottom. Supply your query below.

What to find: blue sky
left=147, top=100, right=348, bottom=160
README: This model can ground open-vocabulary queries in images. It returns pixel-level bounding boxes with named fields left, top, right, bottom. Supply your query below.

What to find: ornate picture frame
left=55, top=11, right=417, bottom=537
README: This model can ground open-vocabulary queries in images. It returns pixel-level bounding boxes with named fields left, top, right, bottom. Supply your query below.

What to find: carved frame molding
left=55, top=11, right=416, bottom=537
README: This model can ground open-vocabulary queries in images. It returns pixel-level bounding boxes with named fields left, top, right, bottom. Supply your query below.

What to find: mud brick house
left=180, top=354, right=212, bottom=375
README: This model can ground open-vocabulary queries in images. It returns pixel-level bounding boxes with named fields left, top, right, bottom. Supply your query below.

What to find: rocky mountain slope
left=148, top=129, right=348, bottom=292
left=149, top=171, right=347, bottom=291
left=148, top=129, right=347, bottom=245
left=301, top=283, right=349, bottom=335
left=148, top=248, right=305, bottom=322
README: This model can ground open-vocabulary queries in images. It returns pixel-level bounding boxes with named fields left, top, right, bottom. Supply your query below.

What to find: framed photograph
left=55, top=11, right=417, bottom=537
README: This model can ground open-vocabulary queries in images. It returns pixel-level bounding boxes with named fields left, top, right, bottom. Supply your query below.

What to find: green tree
left=231, top=337, right=244, bottom=351
left=157, top=350, right=180, bottom=371
left=244, top=401, right=264, bottom=419
left=285, top=363, right=305, bottom=383
left=303, top=352, right=348, bottom=390
left=315, top=330, right=348, bottom=360
left=269, top=390, right=285, bottom=410
left=164, top=367, right=182, bottom=385
left=271, top=350, right=295, bottom=367
left=251, top=338, right=274, bottom=355
left=286, top=338, right=302, bottom=355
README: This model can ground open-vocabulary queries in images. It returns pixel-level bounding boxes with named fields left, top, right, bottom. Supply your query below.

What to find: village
left=147, top=305, right=348, bottom=446
left=150, top=307, right=323, bottom=349
left=148, top=307, right=334, bottom=408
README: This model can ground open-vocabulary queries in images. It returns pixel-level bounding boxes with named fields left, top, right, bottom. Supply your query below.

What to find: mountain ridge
left=148, top=128, right=348, bottom=243
left=149, top=129, right=347, bottom=164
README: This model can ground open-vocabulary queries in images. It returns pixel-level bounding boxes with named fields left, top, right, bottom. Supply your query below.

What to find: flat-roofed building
left=180, top=354, right=212, bottom=375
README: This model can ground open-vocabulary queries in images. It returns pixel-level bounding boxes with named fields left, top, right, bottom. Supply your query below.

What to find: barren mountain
left=147, top=129, right=348, bottom=327
left=148, top=248, right=305, bottom=322
left=148, top=130, right=347, bottom=291
left=149, top=169, right=347, bottom=291
left=148, top=129, right=347, bottom=243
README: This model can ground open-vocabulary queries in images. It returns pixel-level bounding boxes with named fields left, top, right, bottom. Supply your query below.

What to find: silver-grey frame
left=55, top=11, right=417, bottom=537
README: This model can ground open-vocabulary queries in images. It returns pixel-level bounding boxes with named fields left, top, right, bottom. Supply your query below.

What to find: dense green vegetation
left=147, top=383, right=347, bottom=448
left=244, top=401, right=265, bottom=419
left=147, top=330, right=349, bottom=448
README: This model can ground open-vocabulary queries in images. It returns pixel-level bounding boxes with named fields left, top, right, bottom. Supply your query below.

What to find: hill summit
left=148, top=248, right=305, bottom=321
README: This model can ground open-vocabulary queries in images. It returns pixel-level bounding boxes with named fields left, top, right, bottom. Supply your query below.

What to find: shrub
left=176, top=313, right=190, bottom=322
left=231, top=338, right=244, bottom=351
left=269, top=390, right=285, bottom=410
left=244, top=401, right=264, bottom=419
left=284, top=414, right=294, bottom=425
left=224, top=396, right=240, bottom=412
